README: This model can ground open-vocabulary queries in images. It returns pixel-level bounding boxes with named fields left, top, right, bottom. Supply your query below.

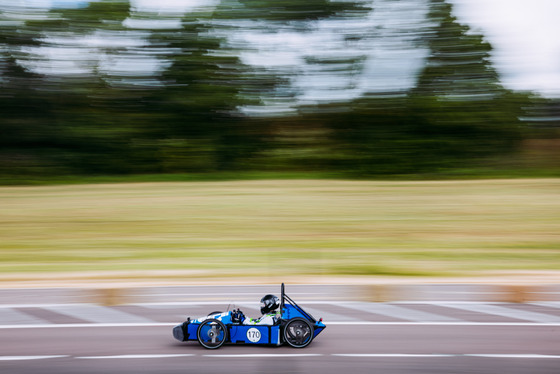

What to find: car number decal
left=246, top=328, right=261, bottom=343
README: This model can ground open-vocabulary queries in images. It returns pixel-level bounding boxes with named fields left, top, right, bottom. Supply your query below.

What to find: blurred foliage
left=146, top=15, right=269, bottom=173
left=236, top=0, right=370, bottom=20
left=0, top=0, right=558, bottom=181
left=315, top=0, right=528, bottom=176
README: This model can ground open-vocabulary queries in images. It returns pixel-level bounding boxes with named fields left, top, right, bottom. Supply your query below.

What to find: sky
left=2, top=0, right=560, bottom=99
left=449, top=0, right=560, bottom=98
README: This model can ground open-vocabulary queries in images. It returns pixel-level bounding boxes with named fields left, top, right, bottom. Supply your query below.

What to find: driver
left=242, top=294, right=281, bottom=326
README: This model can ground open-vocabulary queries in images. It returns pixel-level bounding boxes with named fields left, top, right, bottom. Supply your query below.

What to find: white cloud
left=449, top=0, right=560, bottom=97
left=4, top=0, right=560, bottom=98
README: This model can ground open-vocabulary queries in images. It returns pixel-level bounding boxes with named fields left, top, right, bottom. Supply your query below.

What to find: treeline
left=0, top=0, right=555, bottom=179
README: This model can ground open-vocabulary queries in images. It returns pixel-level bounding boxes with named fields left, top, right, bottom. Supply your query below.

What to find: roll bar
left=280, top=283, right=285, bottom=313
left=280, top=283, right=316, bottom=323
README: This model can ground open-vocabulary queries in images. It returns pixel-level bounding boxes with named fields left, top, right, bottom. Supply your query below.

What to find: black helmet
left=260, top=294, right=280, bottom=314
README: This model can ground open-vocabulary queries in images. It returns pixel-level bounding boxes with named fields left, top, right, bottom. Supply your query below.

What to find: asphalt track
left=1, top=301, right=560, bottom=374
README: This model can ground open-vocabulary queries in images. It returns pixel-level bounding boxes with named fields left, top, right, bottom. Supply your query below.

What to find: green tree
left=0, top=8, right=60, bottom=176
left=146, top=10, right=269, bottom=172
left=323, top=0, right=525, bottom=176
left=18, top=0, right=165, bottom=174
left=236, top=0, right=368, bottom=20
left=409, top=0, right=524, bottom=165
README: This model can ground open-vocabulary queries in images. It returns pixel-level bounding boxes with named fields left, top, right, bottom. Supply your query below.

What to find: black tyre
left=197, top=319, right=227, bottom=349
left=207, top=311, right=222, bottom=316
left=283, top=318, right=314, bottom=348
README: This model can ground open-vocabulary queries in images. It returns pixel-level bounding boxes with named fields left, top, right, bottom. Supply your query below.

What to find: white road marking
left=432, top=302, right=560, bottom=323
left=340, top=302, right=461, bottom=322
left=0, top=308, right=48, bottom=325
left=0, top=355, right=68, bottom=361
left=2, top=302, right=560, bottom=327
left=0, top=322, right=173, bottom=329
left=5, top=353, right=559, bottom=361
left=333, top=354, right=453, bottom=358
left=133, top=301, right=360, bottom=308
left=202, top=354, right=323, bottom=358
left=531, top=302, right=560, bottom=310
left=3, top=321, right=560, bottom=330
left=334, top=354, right=560, bottom=359
left=300, top=306, right=360, bottom=322
left=465, top=354, right=560, bottom=359
left=0, top=304, right=80, bottom=309
left=76, top=354, right=194, bottom=359
left=327, top=321, right=560, bottom=326
left=148, top=293, right=315, bottom=297
left=43, top=304, right=153, bottom=324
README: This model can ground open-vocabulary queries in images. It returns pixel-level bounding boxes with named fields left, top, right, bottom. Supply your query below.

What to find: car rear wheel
left=197, top=319, right=227, bottom=349
left=283, top=318, right=314, bottom=348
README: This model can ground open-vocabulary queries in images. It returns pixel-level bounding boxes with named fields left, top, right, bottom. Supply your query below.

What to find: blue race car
left=172, top=283, right=326, bottom=349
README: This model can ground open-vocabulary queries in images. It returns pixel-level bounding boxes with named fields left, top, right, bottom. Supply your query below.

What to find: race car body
left=173, top=283, right=326, bottom=349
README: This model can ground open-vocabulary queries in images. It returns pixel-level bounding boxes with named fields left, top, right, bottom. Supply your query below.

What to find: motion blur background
left=2, top=0, right=560, bottom=180
left=1, top=0, right=559, bottom=280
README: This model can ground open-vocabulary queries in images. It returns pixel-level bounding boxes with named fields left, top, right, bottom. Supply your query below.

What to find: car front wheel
left=197, top=319, right=227, bottom=349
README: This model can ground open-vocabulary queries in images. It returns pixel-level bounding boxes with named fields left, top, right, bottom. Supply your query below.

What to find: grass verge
left=1, top=179, right=559, bottom=279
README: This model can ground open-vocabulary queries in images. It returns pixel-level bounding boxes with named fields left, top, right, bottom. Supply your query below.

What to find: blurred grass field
left=1, top=179, right=559, bottom=280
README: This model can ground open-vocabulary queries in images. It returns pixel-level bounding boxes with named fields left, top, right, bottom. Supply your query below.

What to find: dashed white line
left=334, top=354, right=560, bottom=359
left=465, top=354, right=560, bottom=359
left=0, top=322, right=173, bottom=329
left=326, top=321, right=560, bottom=326
left=202, top=354, right=323, bottom=358
left=340, top=302, right=461, bottom=322
left=331, top=353, right=560, bottom=359
left=76, top=354, right=194, bottom=359
left=0, top=355, right=68, bottom=361
left=432, top=302, right=560, bottom=323
left=0, top=308, right=48, bottom=325
left=44, top=304, right=153, bottom=324
left=532, top=302, right=560, bottom=310
left=5, top=354, right=560, bottom=361
left=301, top=306, right=361, bottom=322
left=333, top=354, right=453, bottom=358
left=0, top=304, right=75, bottom=309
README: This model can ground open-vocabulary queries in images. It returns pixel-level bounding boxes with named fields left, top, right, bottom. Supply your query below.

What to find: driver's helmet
left=260, top=294, right=280, bottom=314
